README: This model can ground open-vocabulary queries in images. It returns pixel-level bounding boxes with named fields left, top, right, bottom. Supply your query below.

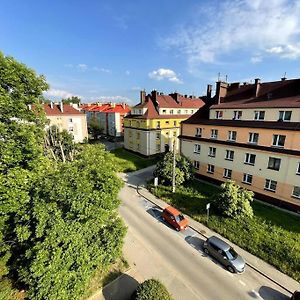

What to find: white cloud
left=77, top=64, right=88, bottom=71
left=148, top=68, right=182, bottom=83
left=44, top=89, right=80, bottom=99
left=125, top=70, right=130, bottom=75
left=89, top=95, right=133, bottom=104
left=165, top=0, right=300, bottom=65
left=251, top=55, right=262, bottom=63
left=92, top=66, right=111, bottom=73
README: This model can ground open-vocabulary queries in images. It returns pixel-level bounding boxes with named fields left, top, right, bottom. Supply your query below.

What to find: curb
left=136, top=185, right=294, bottom=295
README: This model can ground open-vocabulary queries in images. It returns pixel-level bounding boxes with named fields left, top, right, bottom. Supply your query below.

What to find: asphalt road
left=118, top=168, right=292, bottom=300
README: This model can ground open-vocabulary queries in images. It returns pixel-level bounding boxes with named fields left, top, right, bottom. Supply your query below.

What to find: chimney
left=50, top=102, right=54, bottom=109
left=254, top=78, right=261, bottom=97
left=140, top=90, right=146, bottom=103
left=281, top=77, right=287, bottom=81
left=206, top=84, right=212, bottom=99
left=60, top=101, right=63, bottom=113
left=151, top=90, right=158, bottom=102
left=215, top=81, right=228, bottom=104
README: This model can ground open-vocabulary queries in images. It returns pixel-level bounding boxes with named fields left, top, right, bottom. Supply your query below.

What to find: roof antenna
left=217, top=72, right=221, bottom=81
left=281, top=72, right=287, bottom=81
left=225, top=75, right=228, bottom=83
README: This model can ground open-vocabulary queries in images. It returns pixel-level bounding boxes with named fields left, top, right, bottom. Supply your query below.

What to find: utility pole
left=172, top=138, right=176, bottom=193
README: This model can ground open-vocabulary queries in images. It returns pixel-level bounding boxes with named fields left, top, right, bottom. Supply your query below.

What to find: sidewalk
left=137, top=185, right=300, bottom=293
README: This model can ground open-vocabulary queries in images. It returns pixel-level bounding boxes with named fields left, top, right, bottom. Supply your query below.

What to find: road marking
left=239, top=279, right=246, bottom=286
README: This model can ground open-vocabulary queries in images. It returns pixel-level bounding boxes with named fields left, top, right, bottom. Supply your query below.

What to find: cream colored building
left=44, top=103, right=88, bottom=143
left=180, top=78, right=300, bottom=212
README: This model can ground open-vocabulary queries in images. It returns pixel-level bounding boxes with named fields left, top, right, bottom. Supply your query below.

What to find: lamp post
left=172, top=138, right=176, bottom=193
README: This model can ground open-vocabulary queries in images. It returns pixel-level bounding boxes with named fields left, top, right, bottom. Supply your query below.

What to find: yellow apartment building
left=124, top=90, right=205, bottom=156
left=180, top=78, right=300, bottom=212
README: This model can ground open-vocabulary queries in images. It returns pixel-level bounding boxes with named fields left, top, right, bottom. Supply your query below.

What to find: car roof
left=207, top=236, right=230, bottom=251
left=164, top=205, right=180, bottom=216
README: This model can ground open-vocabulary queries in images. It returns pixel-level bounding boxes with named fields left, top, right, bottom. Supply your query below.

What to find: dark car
left=291, top=291, right=300, bottom=300
left=203, top=236, right=245, bottom=273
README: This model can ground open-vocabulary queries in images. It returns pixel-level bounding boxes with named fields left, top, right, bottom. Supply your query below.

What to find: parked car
left=203, top=236, right=245, bottom=273
left=291, top=291, right=300, bottom=300
left=162, top=206, right=188, bottom=231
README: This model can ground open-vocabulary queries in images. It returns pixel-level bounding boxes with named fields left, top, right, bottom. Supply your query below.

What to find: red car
left=162, top=206, right=188, bottom=231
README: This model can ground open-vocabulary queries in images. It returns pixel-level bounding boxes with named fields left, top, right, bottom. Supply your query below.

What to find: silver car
left=203, top=236, right=245, bottom=273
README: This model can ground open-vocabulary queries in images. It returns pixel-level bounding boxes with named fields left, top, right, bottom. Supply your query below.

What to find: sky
left=1, top=0, right=300, bottom=104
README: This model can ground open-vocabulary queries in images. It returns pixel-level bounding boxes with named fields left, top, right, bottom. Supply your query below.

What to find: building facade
left=44, top=102, right=88, bottom=143
left=81, top=103, right=130, bottom=137
left=124, top=90, right=205, bottom=156
left=180, top=78, right=300, bottom=211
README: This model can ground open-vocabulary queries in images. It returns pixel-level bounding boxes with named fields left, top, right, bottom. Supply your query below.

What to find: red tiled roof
left=105, top=104, right=131, bottom=114
left=44, top=104, right=84, bottom=116
left=80, top=103, right=131, bottom=113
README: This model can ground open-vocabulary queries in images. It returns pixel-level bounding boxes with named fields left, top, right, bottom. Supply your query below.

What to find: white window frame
left=254, top=110, right=265, bottom=120
left=225, top=150, right=234, bottom=161
left=207, top=164, right=215, bottom=174
left=228, top=130, right=237, bottom=141
left=170, top=110, right=174, bottom=115
left=279, top=110, right=292, bottom=121
left=244, top=153, right=256, bottom=165
left=233, top=110, right=242, bottom=120
left=267, top=157, right=281, bottom=171
left=193, top=161, right=200, bottom=170
left=215, top=111, right=223, bottom=119
left=194, top=144, right=201, bottom=154
left=223, top=168, right=232, bottom=179
left=208, top=147, right=216, bottom=157
left=69, top=118, right=73, bottom=123
left=248, top=132, right=259, bottom=144
left=195, top=128, right=202, bottom=137
left=265, top=179, right=277, bottom=192
left=297, top=163, right=300, bottom=175
left=272, top=134, right=286, bottom=147
left=243, top=173, right=253, bottom=185
left=292, top=186, right=300, bottom=199
left=177, top=109, right=181, bottom=114
left=211, top=129, right=218, bottom=139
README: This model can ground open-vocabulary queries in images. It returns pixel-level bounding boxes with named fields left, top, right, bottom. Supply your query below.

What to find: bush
left=133, top=279, right=172, bottom=300
left=213, top=180, right=254, bottom=219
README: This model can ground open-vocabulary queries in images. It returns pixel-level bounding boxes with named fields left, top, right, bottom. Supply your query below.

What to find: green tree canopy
left=62, top=96, right=81, bottom=105
left=213, top=180, right=254, bottom=219
left=153, top=152, right=193, bottom=186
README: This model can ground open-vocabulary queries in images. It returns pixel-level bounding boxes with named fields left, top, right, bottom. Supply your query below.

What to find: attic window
left=267, top=93, right=273, bottom=100
left=162, top=109, right=167, bottom=114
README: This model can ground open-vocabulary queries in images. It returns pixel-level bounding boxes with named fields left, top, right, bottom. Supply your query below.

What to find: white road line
left=239, top=279, right=246, bottom=286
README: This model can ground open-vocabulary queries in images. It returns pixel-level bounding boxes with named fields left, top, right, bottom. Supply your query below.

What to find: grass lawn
left=110, top=148, right=158, bottom=172
left=149, top=180, right=300, bottom=281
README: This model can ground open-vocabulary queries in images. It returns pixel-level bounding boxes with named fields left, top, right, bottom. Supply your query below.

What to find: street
left=118, top=167, right=297, bottom=300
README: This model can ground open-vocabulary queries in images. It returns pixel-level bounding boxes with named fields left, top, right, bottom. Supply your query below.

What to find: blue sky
left=1, top=0, right=300, bottom=104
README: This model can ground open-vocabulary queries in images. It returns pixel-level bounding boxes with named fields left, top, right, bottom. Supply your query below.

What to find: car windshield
left=175, top=214, right=185, bottom=222
left=226, top=248, right=238, bottom=260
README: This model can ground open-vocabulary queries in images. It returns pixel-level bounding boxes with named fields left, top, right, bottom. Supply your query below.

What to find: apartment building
left=81, top=102, right=130, bottom=137
left=180, top=78, right=300, bottom=211
left=44, top=102, right=88, bottom=143
left=124, top=90, right=205, bottom=156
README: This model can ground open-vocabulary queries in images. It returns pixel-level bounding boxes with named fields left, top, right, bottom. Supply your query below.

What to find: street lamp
left=172, top=138, right=176, bottom=193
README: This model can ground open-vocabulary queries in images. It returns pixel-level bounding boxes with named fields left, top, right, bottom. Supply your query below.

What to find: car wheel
left=227, top=266, right=235, bottom=273
left=203, top=248, right=209, bottom=255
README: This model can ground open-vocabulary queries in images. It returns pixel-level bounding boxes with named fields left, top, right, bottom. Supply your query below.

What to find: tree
left=213, top=180, right=254, bottom=219
left=133, top=279, right=173, bottom=300
left=62, top=96, right=81, bottom=105
left=153, top=152, right=193, bottom=186
left=89, top=119, right=104, bottom=139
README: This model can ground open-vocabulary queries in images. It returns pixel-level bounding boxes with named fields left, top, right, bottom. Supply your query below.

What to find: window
left=165, top=121, right=169, bottom=125
left=265, top=179, right=277, bottom=192
left=292, top=186, right=300, bottom=198
left=191, top=110, right=194, bottom=114
left=248, top=132, right=259, bottom=144
left=136, top=121, right=140, bottom=128
left=194, top=144, right=201, bottom=154
left=173, top=131, right=177, bottom=137
left=177, top=110, right=181, bottom=114
left=272, top=135, right=286, bottom=147
left=194, top=161, right=200, bottom=170
left=225, top=150, right=234, bottom=161
left=156, top=144, right=161, bottom=151
left=69, top=118, right=73, bottom=123
left=157, top=121, right=160, bottom=129
left=195, top=128, right=202, bottom=137
left=233, top=110, right=242, bottom=120
left=136, top=132, right=140, bottom=139
left=68, top=127, right=74, bottom=132
left=242, top=173, right=252, bottom=185
left=244, top=153, right=256, bottom=165
left=254, top=111, right=265, bottom=120
left=185, top=110, right=188, bottom=114
left=223, top=169, right=232, bottom=179
left=268, top=157, right=281, bottom=171
left=208, top=147, right=216, bottom=157
left=211, top=129, right=218, bottom=139
left=170, top=110, right=174, bottom=114
left=215, top=111, right=223, bottom=119
left=162, top=109, right=167, bottom=114
left=279, top=111, right=292, bottom=121
left=207, top=164, right=215, bottom=174
left=297, top=163, right=300, bottom=175
left=228, top=130, right=237, bottom=141
left=174, top=121, right=177, bottom=126
left=156, top=132, right=160, bottom=140
left=129, top=130, right=132, bottom=137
